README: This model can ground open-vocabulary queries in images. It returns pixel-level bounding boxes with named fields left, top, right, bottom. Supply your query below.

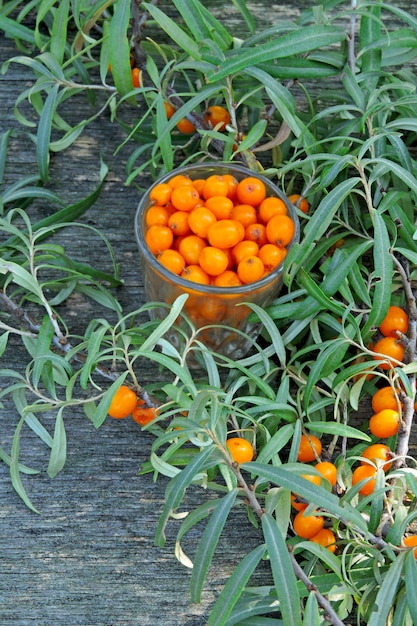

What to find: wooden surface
left=1, top=2, right=416, bottom=625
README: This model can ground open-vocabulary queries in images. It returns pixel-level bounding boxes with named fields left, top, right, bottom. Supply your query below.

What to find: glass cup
left=134, top=162, right=300, bottom=362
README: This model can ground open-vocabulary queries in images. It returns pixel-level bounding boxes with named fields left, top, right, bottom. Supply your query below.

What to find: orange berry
left=372, top=336, right=405, bottom=369
left=176, top=117, right=195, bottom=134
left=265, top=214, right=295, bottom=246
left=258, top=196, right=287, bottom=223
left=198, top=246, right=229, bottom=277
left=168, top=174, right=193, bottom=189
left=379, top=305, right=409, bottom=337
left=207, top=219, right=244, bottom=249
left=301, top=473, right=321, bottom=487
left=361, top=443, right=393, bottom=470
left=168, top=210, right=191, bottom=237
left=132, top=405, right=159, bottom=426
left=171, top=185, right=200, bottom=212
left=288, top=193, right=309, bottom=214
left=369, top=408, right=400, bottom=438
left=213, top=270, right=242, bottom=288
left=145, top=224, right=174, bottom=254
left=149, top=182, right=172, bottom=206
left=205, top=195, right=234, bottom=220
left=237, top=255, right=265, bottom=284
left=297, top=433, right=322, bottom=463
left=131, top=67, right=142, bottom=88
left=258, top=243, right=287, bottom=272
left=245, top=223, right=268, bottom=246
left=231, top=204, right=257, bottom=229
left=192, top=178, right=206, bottom=194
left=315, top=461, right=337, bottom=487
left=222, top=174, right=239, bottom=200
left=236, top=176, right=267, bottom=207
left=188, top=206, right=217, bottom=238
left=181, top=264, right=210, bottom=285
left=202, top=175, right=230, bottom=200
left=198, top=299, right=226, bottom=323
left=310, top=528, right=337, bottom=553
left=226, top=437, right=254, bottom=464
left=293, top=510, right=324, bottom=539
left=163, top=101, right=176, bottom=119
left=157, top=249, right=185, bottom=275
left=352, top=464, right=377, bottom=495
left=108, top=385, right=137, bottom=419
left=372, top=386, right=401, bottom=413
left=403, top=535, right=417, bottom=557
left=232, top=240, right=259, bottom=265
left=178, top=235, right=207, bottom=265
left=291, top=494, right=308, bottom=512
left=204, top=104, right=231, bottom=131
left=145, top=205, right=170, bottom=227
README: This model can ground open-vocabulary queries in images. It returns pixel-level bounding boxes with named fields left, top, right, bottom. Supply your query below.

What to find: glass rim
left=134, top=161, right=300, bottom=296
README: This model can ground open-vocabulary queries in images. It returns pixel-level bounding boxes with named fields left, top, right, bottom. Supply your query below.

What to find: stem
left=348, top=0, right=358, bottom=73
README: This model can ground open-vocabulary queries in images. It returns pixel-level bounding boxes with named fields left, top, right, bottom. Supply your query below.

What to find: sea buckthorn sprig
left=143, top=172, right=297, bottom=287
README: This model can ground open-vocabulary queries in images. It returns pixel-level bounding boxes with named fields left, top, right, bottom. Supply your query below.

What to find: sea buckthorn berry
left=164, top=101, right=176, bottom=119
left=297, top=433, right=322, bottom=463
left=157, top=249, right=185, bottom=275
left=293, top=510, right=324, bottom=539
left=226, top=437, right=254, bottom=464
left=361, top=443, right=393, bottom=470
left=352, top=464, right=377, bottom=495
left=204, top=105, right=231, bottom=131
left=205, top=195, right=234, bottom=219
left=379, top=305, right=409, bottom=337
left=213, top=270, right=242, bottom=288
left=236, top=176, right=267, bottom=207
left=315, top=461, right=337, bottom=487
left=181, top=264, right=210, bottom=285
left=372, top=386, right=402, bottom=413
left=265, top=214, right=295, bottom=246
left=176, top=118, right=195, bottom=134
left=192, top=179, right=206, bottom=194
left=222, top=174, right=239, bottom=200
left=145, top=225, right=174, bottom=254
left=369, top=408, right=400, bottom=439
left=199, top=246, right=229, bottom=277
left=258, top=243, right=287, bottom=272
left=150, top=183, right=172, bottom=206
left=231, top=203, right=257, bottom=227
left=310, top=528, right=337, bottom=553
left=207, top=219, right=244, bottom=249
left=171, top=185, right=200, bottom=212
left=259, top=196, right=287, bottom=223
left=188, top=206, right=217, bottom=238
left=237, top=255, right=265, bottom=284
left=198, top=299, right=226, bottom=323
left=178, top=235, right=207, bottom=265
left=168, top=174, right=193, bottom=189
left=232, top=240, right=259, bottom=265
left=132, top=405, right=159, bottom=426
left=131, top=67, right=143, bottom=88
left=301, top=473, right=321, bottom=487
left=202, top=175, right=230, bottom=200
left=291, top=494, right=308, bottom=512
left=108, top=385, right=137, bottom=419
left=168, top=210, right=191, bottom=237
left=403, top=535, right=417, bottom=557
left=288, top=193, right=309, bottom=214
left=372, top=336, right=405, bottom=369
left=145, top=205, right=170, bottom=227
left=245, top=223, right=268, bottom=246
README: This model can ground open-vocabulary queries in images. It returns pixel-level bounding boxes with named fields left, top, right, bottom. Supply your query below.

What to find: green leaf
left=140, top=294, right=189, bottom=352
left=155, top=445, right=216, bottom=547
left=47, top=409, right=67, bottom=478
left=307, top=421, right=371, bottom=442
left=207, top=544, right=266, bottom=626
left=208, top=25, right=346, bottom=81
left=92, top=373, right=129, bottom=429
left=142, top=2, right=201, bottom=59
left=405, top=551, right=417, bottom=624
left=190, top=489, right=238, bottom=603
left=37, top=83, right=59, bottom=182
left=302, top=592, right=321, bottom=626
left=262, top=512, right=302, bottom=626
left=368, top=552, right=407, bottom=626
left=171, top=0, right=232, bottom=50
left=245, top=302, right=286, bottom=366
left=50, top=0, right=70, bottom=64
left=79, top=325, right=109, bottom=389
left=10, top=414, right=41, bottom=514
left=109, top=0, right=134, bottom=98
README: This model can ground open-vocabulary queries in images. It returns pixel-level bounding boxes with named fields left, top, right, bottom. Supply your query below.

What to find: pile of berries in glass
left=135, top=163, right=300, bottom=359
